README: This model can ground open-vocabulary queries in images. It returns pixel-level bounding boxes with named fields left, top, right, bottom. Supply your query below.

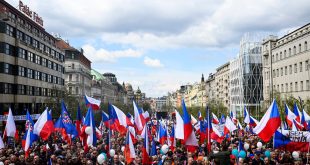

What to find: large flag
left=230, top=110, right=237, bottom=123
left=125, top=130, right=136, bottom=164
left=301, top=110, right=308, bottom=129
left=293, top=103, right=302, bottom=122
left=33, top=108, right=54, bottom=141
left=4, top=108, right=18, bottom=140
left=142, top=125, right=150, bottom=164
left=220, top=114, right=226, bottom=124
left=191, top=115, right=198, bottom=125
left=84, top=94, right=101, bottom=110
left=76, top=105, right=82, bottom=137
left=244, top=107, right=250, bottom=124
left=174, top=110, right=184, bottom=140
left=22, top=111, right=36, bottom=158
left=224, top=116, right=237, bottom=135
left=212, top=113, right=219, bottom=124
left=285, top=104, right=296, bottom=128
left=182, top=100, right=193, bottom=142
left=198, top=111, right=202, bottom=120
left=249, top=116, right=258, bottom=127
left=253, top=99, right=281, bottom=142
left=102, top=111, right=110, bottom=128
left=303, top=109, right=310, bottom=121
left=110, top=105, right=128, bottom=136
left=61, top=101, right=78, bottom=138
left=185, top=129, right=198, bottom=152
left=168, top=125, right=176, bottom=152
left=143, top=111, right=150, bottom=122
left=54, top=116, right=70, bottom=143
left=211, top=124, right=224, bottom=143
left=274, top=130, right=310, bottom=152
left=158, top=122, right=167, bottom=145
left=133, top=101, right=146, bottom=135
left=83, top=108, right=97, bottom=147
left=292, top=119, right=303, bottom=131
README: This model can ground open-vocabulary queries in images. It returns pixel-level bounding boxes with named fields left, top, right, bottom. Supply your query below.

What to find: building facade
left=230, top=34, right=264, bottom=116
left=90, top=69, right=115, bottom=104
left=56, top=39, right=92, bottom=99
left=262, top=23, right=310, bottom=102
left=214, top=62, right=230, bottom=108
left=0, top=1, right=65, bottom=114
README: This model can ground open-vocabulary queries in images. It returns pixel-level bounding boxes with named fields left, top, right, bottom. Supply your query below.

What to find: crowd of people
left=0, top=125, right=308, bottom=165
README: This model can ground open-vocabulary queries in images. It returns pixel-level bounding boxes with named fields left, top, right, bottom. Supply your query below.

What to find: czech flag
left=125, top=130, right=136, bottom=164
left=301, top=110, right=308, bottom=129
left=249, top=116, right=258, bottom=127
left=133, top=101, right=146, bottom=135
left=110, top=104, right=128, bottom=136
left=212, top=113, right=219, bottom=124
left=102, top=111, right=110, bottom=128
left=158, top=122, right=167, bottom=145
left=191, top=114, right=198, bottom=125
left=224, top=116, right=237, bottom=135
left=211, top=124, right=224, bottom=143
left=185, top=128, right=198, bottom=152
left=303, top=109, right=310, bottom=121
left=143, top=111, right=150, bottom=122
left=34, top=108, right=54, bottom=141
left=76, top=105, right=82, bottom=137
left=168, top=125, right=176, bottom=152
left=293, top=103, right=302, bottom=123
left=253, top=99, right=281, bottom=142
left=220, top=114, right=226, bottom=124
left=198, top=111, right=202, bottom=120
left=292, top=119, right=303, bottom=131
left=182, top=100, right=193, bottom=142
left=4, top=108, right=18, bottom=141
left=244, top=107, right=250, bottom=124
left=84, top=94, right=101, bottom=110
left=142, top=125, right=150, bottom=164
left=230, top=110, right=237, bottom=123
left=22, top=111, right=36, bottom=158
left=83, top=107, right=97, bottom=147
left=285, top=104, right=296, bottom=128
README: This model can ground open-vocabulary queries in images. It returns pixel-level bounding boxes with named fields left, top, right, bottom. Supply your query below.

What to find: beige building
left=90, top=69, right=115, bottom=103
left=0, top=1, right=65, bottom=113
left=214, top=62, right=230, bottom=108
left=206, top=73, right=216, bottom=103
left=262, top=23, right=310, bottom=102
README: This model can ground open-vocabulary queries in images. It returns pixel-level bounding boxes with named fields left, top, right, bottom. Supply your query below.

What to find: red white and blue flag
left=198, top=111, right=202, bottom=120
left=54, top=116, right=70, bottom=143
left=182, top=100, right=193, bottom=142
left=285, top=104, right=296, bottom=128
left=125, top=130, right=136, bottom=164
left=293, top=103, right=302, bottom=123
left=84, top=95, right=101, bottom=110
left=83, top=107, right=97, bottom=147
left=212, top=113, right=219, bottom=124
left=76, top=105, right=82, bottom=138
left=224, top=116, right=237, bottom=135
left=61, top=101, right=78, bottom=138
left=142, top=125, right=150, bottom=164
left=133, top=101, right=146, bottom=135
left=253, top=99, right=281, bottom=142
left=4, top=108, right=18, bottom=141
left=244, top=107, right=250, bottom=124
left=274, top=129, right=310, bottom=152
left=34, top=108, right=54, bottom=141
left=22, top=110, right=36, bottom=158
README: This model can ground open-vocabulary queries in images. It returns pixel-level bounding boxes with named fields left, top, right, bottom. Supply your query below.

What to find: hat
left=230, top=155, right=236, bottom=160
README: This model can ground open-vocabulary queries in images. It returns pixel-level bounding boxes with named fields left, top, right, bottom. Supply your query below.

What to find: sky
left=9, top=0, right=310, bottom=97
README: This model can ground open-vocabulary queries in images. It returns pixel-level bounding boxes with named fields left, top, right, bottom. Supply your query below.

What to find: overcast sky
left=9, top=0, right=310, bottom=97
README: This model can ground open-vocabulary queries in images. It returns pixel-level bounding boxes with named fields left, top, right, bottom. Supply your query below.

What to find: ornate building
left=90, top=69, right=115, bottom=103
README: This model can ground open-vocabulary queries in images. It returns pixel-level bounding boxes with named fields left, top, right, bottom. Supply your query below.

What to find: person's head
left=113, top=154, right=119, bottom=163
left=271, top=151, right=276, bottom=159
left=18, top=154, right=25, bottom=162
left=264, top=157, right=270, bottom=164
left=33, top=155, right=39, bottom=163
left=230, top=155, right=236, bottom=164
left=188, top=157, right=194, bottom=164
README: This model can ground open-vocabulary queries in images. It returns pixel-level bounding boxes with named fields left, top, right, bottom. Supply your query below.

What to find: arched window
left=299, top=44, right=302, bottom=53
left=293, top=46, right=296, bottom=55
left=305, top=41, right=308, bottom=51
left=289, top=48, right=291, bottom=56
left=284, top=50, right=287, bottom=58
left=276, top=53, right=278, bottom=61
left=280, top=52, right=282, bottom=60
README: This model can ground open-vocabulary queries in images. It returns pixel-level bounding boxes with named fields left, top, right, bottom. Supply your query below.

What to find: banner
left=0, top=114, right=40, bottom=121
left=274, top=130, right=310, bottom=152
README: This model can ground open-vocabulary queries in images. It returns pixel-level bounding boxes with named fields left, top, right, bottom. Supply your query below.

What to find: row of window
left=7, top=11, right=56, bottom=46
left=0, top=62, right=64, bottom=86
left=0, top=82, right=63, bottom=97
left=274, top=80, right=310, bottom=93
left=272, top=60, right=309, bottom=78
left=4, top=24, right=64, bottom=63
left=0, top=42, right=64, bottom=74
left=272, top=41, right=308, bottom=62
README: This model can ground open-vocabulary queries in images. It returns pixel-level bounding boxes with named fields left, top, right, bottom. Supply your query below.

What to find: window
left=45, top=46, right=50, bottom=54
left=41, top=73, right=46, bottom=81
left=53, top=76, right=57, bottom=84
left=24, top=35, right=31, bottom=45
left=293, top=46, right=296, bottom=55
left=75, top=87, right=79, bottom=95
left=53, top=63, right=57, bottom=71
left=47, top=75, right=52, bottom=83
left=280, top=52, right=282, bottom=60
left=307, top=80, right=310, bottom=90
left=276, top=69, right=279, bottom=77
left=277, top=85, right=279, bottom=91
left=4, top=44, right=12, bottom=55
left=284, top=50, right=287, bottom=58
left=32, top=39, right=38, bottom=48
left=285, top=66, right=287, bottom=75
left=299, top=44, right=302, bottom=53
left=281, top=68, right=283, bottom=76
left=35, top=71, right=40, bottom=80
left=294, top=64, right=297, bottom=73
left=51, top=49, right=55, bottom=57
left=289, top=65, right=292, bottom=74
left=18, top=66, right=25, bottom=76
left=290, top=83, right=293, bottom=92
left=18, top=48, right=26, bottom=59
left=69, top=74, right=72, bottom=81
left=289, top=48, right=291, bottom=56
left=42, top=88, right=46, bottom=96
left=48, top=60, right=52, bottom=69
left=276, top=53, right=278, bottom=61
left=305, top=41, right=308, bottom=51
left=39, top=43, right=44, bottom=51
left=35, top=55, right=41, bottom=64
left=306, top=60, right=309, bottom=71
left=35, top=87, right=41, bottom=96
left=4, top=83, right=12, bottom=94
left=281, top=84, right=284, bottom=92
left=285, top=83, right=288, bottom=92
left=16, top=30, right=23, bottom=40
left=58, top=65, right=62, bottom=72
left=47, top=88, right=51, bottom=96
left=6, top=25, right=14, bottom=37
left=42, top=58, right=47, bottom=67
left=3, top=63, right=11, bottom=74
left=300, top=62, right=303, bottom=72
left=301, top=81, right=303, bottom=91
left=69, top=87, right=72, bottom=94
left=72, top=63, right=75, bottom=69
left=27, top=69, right=33, bottom=78
left=18, top=85, right=25, bottom=95
left=76, top=74, right=79, bottom=82
left=27, top=52, right=34, bottom=62
left=295, top=82, right=298, bottom=91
